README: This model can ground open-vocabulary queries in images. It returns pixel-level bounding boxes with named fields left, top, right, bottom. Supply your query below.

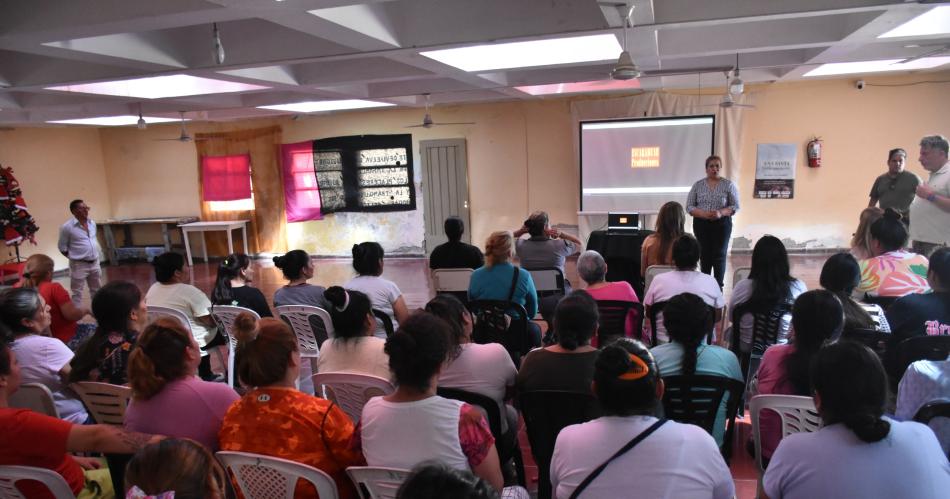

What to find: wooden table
left=178, top=220, right=249, bottom=266
left=99, top=217, right=199, bottom=265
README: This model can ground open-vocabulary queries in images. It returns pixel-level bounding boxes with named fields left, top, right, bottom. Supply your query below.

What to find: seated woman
left=211, top=253, right=272, bottom=318
left=125, top=318, right=239, bottom=451
left=0, top=340, right=163, bottom=499
left=469, top=231, right=541, bottom=349
left=345, top=242, right=410, bottom=338
left=219, top=313, right=363, bottom=499
left=577, top=250, right=640, bottom=343
left=888, top=247, right=950, bottom=342
left=730, top=235, right=807, bottom=354
left=551, top=339, right=735, bottom=499
left=641, top=201, right=685, bottom=276
left=16, top=254, right=90, bottom=345
left=643, top=235, right=724, bottom=344
left=849, top=207, right=884, bottom=261
left=752, top=289, right=842, bottom=462
left=272, top=249, right=330, bottom=310
left=146, top=252, right=222, bottom=381
left=855, top=208, right=931, bottom=299
left=316, top=286, right=389, bottom=379
left=821, top=252, right=888, bottom=333
left=516, top=291, right=600, bottom=395
left=651, top=293, right=742, bottom=447
left=2, top=287, right=88, bottom=423
left=125, top=438, right=227, bottom=499
left=425, top=294, right=517, bottom=435
left=397, top=461, right=499, bottom=499
left=358, top=312, right=504, bottom=493
left=69, top=280, right=146, bottom=385
left=763, top=342, right=950, bottom=499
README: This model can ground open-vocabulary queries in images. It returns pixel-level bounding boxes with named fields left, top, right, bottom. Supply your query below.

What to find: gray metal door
left=421, top=139, right=470, bottom=255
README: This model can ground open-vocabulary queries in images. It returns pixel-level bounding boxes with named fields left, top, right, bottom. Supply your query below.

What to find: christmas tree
left=0, top=165, right=39, bottom=257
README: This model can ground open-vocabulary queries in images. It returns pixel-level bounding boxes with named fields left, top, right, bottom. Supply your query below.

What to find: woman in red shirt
left=17, top=254, right=90, bottom=344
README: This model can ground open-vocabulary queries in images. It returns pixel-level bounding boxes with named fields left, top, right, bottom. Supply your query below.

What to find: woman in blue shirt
left=686, top=155, right=740, bottom=288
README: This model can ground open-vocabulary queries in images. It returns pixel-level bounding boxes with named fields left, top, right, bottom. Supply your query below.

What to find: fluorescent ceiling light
left=420, top=34, right=621, bottom=72
left=879, top=6, right=950, bottom=38
left=803, top=56, right=950, bottom=77
left=516, top=79, right=640, bottom=96
left=257, top=100, right=394, bottom=113
left=46, top=75, right=269, bottom=99
left=48, top=115, right=182, bottom=126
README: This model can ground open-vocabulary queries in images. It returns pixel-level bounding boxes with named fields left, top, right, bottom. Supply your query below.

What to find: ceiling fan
left=154, top=112, right=206, bottom=142
left=405, top=94, right=475, bottom=128
left=718, top=71, right=755, bottom=109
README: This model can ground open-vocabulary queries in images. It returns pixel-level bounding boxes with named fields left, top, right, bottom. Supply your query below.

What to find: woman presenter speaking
left=686, top=155, right=739, bottom=288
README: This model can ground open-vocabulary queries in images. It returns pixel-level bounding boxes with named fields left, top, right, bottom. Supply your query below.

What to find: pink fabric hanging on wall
left=280, top=141, right=322, bottom=222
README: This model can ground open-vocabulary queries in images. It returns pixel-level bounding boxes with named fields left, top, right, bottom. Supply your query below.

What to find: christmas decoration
left=0, top=165, right=39, bottom=255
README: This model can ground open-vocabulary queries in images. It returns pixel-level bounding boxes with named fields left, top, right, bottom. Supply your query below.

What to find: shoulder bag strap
left=506, top=266, right=520, bottom=302
left=568, top=419, right=667, bottom=499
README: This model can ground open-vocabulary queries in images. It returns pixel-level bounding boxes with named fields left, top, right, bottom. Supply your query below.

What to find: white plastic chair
left=644, top=265, right=675, bottom=296
left=69, top=382, right=131, bottom=425
left=346, top=466, right=410, bottom=499
left=148, top=305, right=227, bottom=375
left=276, top=305, right=335, bottom=358
left=750, top=395, right=822, bottom=476
left=216, top=451, right=339, bottom=499
left=211, top=305, right=261, bottom=386
left=311, top=372, right=395, bottom=423
left=733, top=266, right=752, bottom=289
left=431, top=268, right=473, bottom=293
left=0, top=465, right=76, bottom=499
left=7, top=383, right=59, bottom=418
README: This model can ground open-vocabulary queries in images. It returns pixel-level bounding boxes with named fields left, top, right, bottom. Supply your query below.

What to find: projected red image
left=631, top=146, right=660, bottom=168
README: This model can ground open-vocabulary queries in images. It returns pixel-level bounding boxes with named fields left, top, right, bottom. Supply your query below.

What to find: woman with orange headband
left=550, top=339, right=734, bottom=499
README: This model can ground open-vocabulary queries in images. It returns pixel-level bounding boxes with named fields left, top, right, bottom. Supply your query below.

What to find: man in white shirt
left=57, top=199, right=101, bottom=305
left=910, top=135, right=950, bottom=258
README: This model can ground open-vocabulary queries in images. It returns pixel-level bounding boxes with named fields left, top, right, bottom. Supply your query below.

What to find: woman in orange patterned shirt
left=218, top=314, right=364, bottom=499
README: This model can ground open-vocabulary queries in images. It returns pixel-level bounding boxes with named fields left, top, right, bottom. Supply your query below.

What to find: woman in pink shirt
left=577, top=250, right=641, bottom=344
left=124, top=318, right=239, bottom=451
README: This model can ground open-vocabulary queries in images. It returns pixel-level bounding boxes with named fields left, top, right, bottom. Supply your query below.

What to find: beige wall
left=0, top=127, right=110, bottom=269
left=6, top=70, right=948, bottom=263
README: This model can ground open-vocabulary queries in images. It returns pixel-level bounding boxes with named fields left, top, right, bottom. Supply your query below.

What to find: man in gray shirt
left=57, top=199, right=101, bottom=305
left=869, top=148, right=920, bottom=222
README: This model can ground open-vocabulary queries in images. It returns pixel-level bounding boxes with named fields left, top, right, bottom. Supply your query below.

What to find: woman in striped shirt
left=686, top=155, right=740, bottom=288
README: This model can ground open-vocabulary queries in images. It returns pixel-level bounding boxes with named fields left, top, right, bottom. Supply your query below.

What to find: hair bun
left=272, top=255, right=283, bottom=266
left=232, top=312, right=260, bottom=343
left=595, top=345, right=633, bottom=378
left=883, top=208, right=902, bottom=221
left=324, top=286, right=346, bottom=308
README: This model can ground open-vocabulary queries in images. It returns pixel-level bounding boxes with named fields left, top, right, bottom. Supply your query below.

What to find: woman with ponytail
left=652, top=292, right=741, bottom=447
left=15, top=253, right=90, bottom=344
left=855, top=207, right=931, bottom=298
left=358, top=311, right=506, bottom=494
left=125, top=318, right=239, bottom=451
left=516, top=291, right=600, bottom=394
left=315, top=286, right=389, bottom=379
left=69, top=280, right=146, bottom=384
left=820, top=252, right=886, bottom=332
left=219, top=313, right=363, bottom=499
left=763, top=341, right=950, bottom=499
left=551, top=339, right=734, bottom=499
left=752, top=289, right=842, bottom=462
left=272, top=249, right=330, bottom=310
left=211, top=253, right=272, bottom=318
left=344, top=241, right=410, bottom=338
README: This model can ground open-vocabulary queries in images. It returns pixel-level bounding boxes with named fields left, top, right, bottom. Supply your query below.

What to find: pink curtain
left=201, top=154, right=252, bottom=201
left=280, top=142, right=322, bottom=222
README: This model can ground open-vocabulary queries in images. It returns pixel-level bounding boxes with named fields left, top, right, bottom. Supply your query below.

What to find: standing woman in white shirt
left=551, top=339, right=734, bottom=499
left=57, top=199, right=101, bottom=306
left=686, top=156, right=740, bottom=288
left=345, top=242, right=410, bottom=338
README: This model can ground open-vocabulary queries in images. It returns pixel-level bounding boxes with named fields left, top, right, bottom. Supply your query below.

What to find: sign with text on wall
left=311, top=134, right=416, bottom=213
left=754, top=143, right=797, bottom=199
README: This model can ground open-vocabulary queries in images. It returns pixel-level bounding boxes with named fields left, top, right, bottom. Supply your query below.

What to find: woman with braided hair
left=763, top=341, right=950, bottom=498
left=551, top=338, right=734, bottom=499
left=651, top=292, right=741, bottom=447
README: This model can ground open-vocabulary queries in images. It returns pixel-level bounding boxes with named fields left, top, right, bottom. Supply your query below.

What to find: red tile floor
left=66, top=253, right=831, bottom=498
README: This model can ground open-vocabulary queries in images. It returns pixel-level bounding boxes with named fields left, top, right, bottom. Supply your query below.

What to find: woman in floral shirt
left=69, top=281, right=145, bottom=385
left=856, top=209, right=930, bottom=299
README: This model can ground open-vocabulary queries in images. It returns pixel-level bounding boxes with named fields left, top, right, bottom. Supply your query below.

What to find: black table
left=586, top=229, right=654, bottom=299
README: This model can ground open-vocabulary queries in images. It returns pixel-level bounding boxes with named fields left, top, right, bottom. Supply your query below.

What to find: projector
left=610, top=51, right=641, bottom=80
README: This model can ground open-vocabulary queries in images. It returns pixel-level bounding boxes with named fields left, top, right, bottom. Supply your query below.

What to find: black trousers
left=693, top=216, right=732, bottom=288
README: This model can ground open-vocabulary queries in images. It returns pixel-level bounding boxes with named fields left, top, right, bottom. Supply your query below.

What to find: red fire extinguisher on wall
left=807, top=137, right=822, bottom=168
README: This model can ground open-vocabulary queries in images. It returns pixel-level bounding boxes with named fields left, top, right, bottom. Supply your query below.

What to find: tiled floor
left=73, top=252, right=830, bottom=498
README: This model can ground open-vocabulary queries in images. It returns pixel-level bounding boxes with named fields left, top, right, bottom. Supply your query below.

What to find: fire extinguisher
left=807, top=137, right=822, bottom=168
